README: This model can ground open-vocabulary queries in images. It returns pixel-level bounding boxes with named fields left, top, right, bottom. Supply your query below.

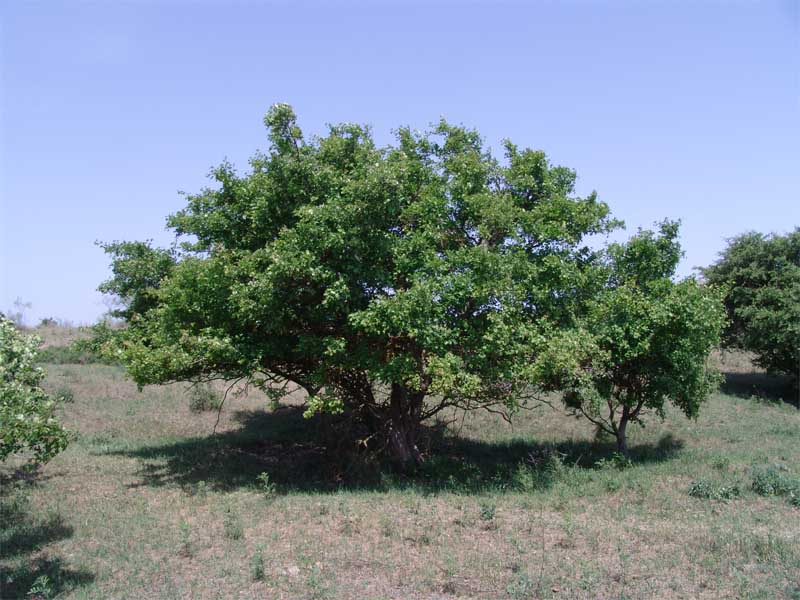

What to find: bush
left=0, top=317, right=69, bottom=463
left=688, top=478, right=741, bottom=501
left=751, top=464, right=800, bottom=499
left=188, top=384, right=222, bottom=413
left=702, top=229, right=800, bottom=386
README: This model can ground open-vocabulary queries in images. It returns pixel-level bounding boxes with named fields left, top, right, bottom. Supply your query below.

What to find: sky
left=1, top=0, right=798, bottom=325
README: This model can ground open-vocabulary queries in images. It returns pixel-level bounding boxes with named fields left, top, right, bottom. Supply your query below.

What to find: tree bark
left=616, top=407, right=630, bottom=457
left=384, top=384, right=425, bottom=471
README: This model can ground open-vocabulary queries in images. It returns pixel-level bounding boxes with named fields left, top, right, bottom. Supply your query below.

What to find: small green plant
left=56, top=385, right=75, bottom=403
left=251, top=544, right=266, bottom=581
left=712, top=455, right=731, bottom=472
left=595, top=452, right=633, bottom=470
left=506, top=573, right=535, bottom=600
left=379, top=515, right=395, bottom=538
left=188, top=384, right=223, bottom=413
left=256, top=472, right=277, bottom=501
left=479, top=501, right=496, bottom=522
left=178, top=520, right=192, bottom=557
left=27, top=574, right=54, bottom=600
left=222, top=505, right=244, bottom=540
left=688, top=478, right=741, bottom=501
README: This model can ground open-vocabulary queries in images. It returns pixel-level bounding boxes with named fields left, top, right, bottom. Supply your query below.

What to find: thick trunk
left=383, top=384, right=425, bottom=471
left=386, top=420, right=423, bottom=470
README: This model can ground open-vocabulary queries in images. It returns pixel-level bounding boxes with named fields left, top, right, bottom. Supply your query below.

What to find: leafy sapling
left=541, top=222, right=725, bottom=456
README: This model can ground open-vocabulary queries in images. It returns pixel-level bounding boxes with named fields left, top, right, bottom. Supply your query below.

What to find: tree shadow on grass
left=720, top=371, right=798, bottom=408
left=0, top=495, right=94, bottom=599
left=106, top=406, right=683, bottom=495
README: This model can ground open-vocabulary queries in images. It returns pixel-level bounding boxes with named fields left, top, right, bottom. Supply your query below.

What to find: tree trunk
left=384, top=384, right=425, bottom=471
left=616, top=409, right=630, bottom=457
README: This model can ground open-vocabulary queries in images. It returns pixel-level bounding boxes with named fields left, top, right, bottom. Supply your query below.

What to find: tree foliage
left=0, top=316, right=69, bottom=463
left=540, top=222, right=725, bottom=454
left=96, top=104, right=615, bottom=467
left=702, top=229, right=800, bottom=385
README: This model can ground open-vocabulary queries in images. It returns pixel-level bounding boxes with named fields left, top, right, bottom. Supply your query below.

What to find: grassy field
left=2, top=328, right=799, bottom=599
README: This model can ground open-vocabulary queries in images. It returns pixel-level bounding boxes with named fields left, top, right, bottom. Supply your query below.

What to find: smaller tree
left=0, top=316, right=69, bottom=463
left=540, top=222, right=725, bottom=455
left=702, top=229, right=800, bottom=387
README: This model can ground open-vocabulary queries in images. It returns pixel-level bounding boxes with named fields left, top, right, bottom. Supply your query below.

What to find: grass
left=1, top=341, right=798, bottom=599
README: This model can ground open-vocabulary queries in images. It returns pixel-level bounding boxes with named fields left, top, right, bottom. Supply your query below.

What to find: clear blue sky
left=2, top=0, right=798, bottom=325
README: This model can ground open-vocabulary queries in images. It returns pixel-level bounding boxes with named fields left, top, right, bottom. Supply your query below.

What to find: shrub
left=0, top=317, right=69, bottom=463
left=544, top=222, right=724, bottom=455
left=688, top=478, right=741, bottom=501
left=188, top=384, right=222, bottom=413
left=751, top=464, right=800, bottom=499
left=702, top=229, right=800, bottom=386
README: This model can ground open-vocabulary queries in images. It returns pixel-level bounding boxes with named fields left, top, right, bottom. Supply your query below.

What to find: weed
left=688, top=478, right=741, bottom=501
left=306, top=564, right=333, bottom=599
left=55, top=385, right=74, bottom=403
left=339, top=515, right=359, bottom=536
left=27, top=575, right=54, bottom=600
left=251, top=544, right=266, bottom=581
left=222, top=505, right=244, bottom=540
left=379, top=515, right=395, bottom=538
left=712, top=455, right=731, bottom=472
left=595, top=452, right=633, bottom=470
left=177, top=520, right=192, bottom=557
left=256, top=471, right=277, bottom=501
left=479, top=501, right=496, bottom=522
left=507, top=573, right=535, bottom=599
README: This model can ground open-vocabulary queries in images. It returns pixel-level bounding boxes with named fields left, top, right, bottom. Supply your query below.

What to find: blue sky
left=1, top=0, right=798, bottom=325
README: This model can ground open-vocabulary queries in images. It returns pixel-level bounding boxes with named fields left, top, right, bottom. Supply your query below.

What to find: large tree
left=97, top=105, right=614, bottom=468
left=702, top=229, right=800, bottom=387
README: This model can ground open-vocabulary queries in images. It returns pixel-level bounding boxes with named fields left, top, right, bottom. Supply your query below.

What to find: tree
left=96, top=105, right=615, bottom=469
left=702, top=229, right=800, bottom=386
left=0, top=316, right=69, bottom=463
left=540, top=222, right=725, bottom=455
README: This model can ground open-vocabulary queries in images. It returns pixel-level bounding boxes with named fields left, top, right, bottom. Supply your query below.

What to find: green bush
left=751, top=464, right=800, bottom=499
left=0, top=317, right=69, bottom=463
left=688, top=478, right=741, bottom=501
left=702, top=229, right=800, bottom=386
left=188, top=384, right=222, bottom=413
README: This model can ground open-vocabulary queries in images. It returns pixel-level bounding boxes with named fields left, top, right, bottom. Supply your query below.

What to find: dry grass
left=1, top=343, right=799, bottom=599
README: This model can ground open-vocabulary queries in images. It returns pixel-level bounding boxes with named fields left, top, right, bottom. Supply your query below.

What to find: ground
left=1, top=327, right=798, bottom=599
